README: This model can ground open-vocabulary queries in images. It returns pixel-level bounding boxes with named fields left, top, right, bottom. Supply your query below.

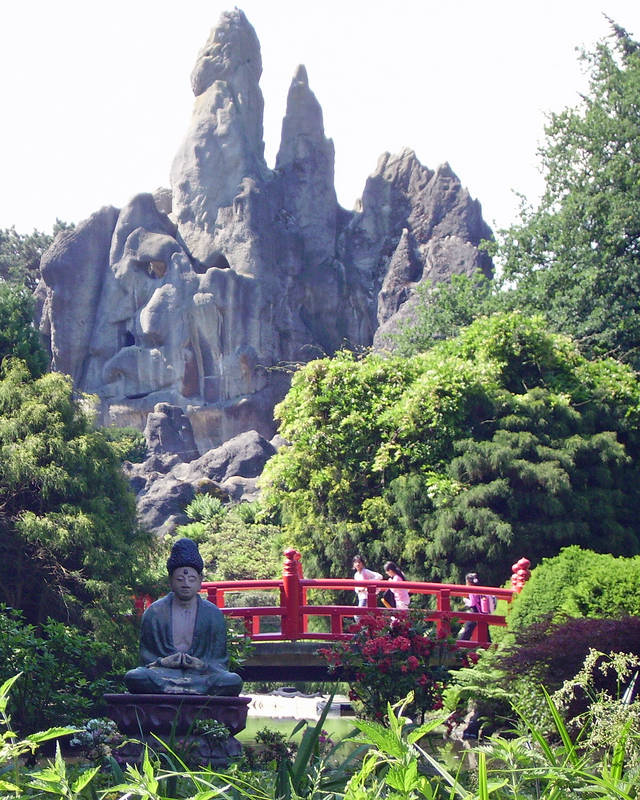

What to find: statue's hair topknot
left=166, top=538, right=204, bottom=575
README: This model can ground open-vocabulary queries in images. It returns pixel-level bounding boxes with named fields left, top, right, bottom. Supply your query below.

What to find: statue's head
left=166, top=538, right=204, bottom=576
left=167, top=539, right=204, bottom=602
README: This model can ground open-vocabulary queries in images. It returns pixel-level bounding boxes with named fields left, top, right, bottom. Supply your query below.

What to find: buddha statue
left=124, top=538, right=243, bottom=696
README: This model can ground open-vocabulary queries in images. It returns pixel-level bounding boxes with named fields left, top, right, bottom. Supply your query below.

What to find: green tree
left=391, top=270, right=497, bottom=356
left=494, top=22, right=640, bottom=367
left=177, top=497, right=282, bottom=581
left=0, top=284, right=48, bottom=378
left=0, top=220, right=72, bottom=291
left=508, top=546, right=640, bottom=631
left=262, top=313, right=640, bottom=583
left=0, top=359, right=154, bottom=633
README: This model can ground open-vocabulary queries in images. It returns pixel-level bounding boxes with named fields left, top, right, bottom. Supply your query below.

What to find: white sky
left=1, top=1, right=639, bottom=235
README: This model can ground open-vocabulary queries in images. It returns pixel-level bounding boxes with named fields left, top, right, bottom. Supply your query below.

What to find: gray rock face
left=126, top=403, right=277, bottom=534
left=35, top=8, right=493, bottom=459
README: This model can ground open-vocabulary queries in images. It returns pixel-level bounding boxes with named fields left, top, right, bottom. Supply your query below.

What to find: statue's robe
left=124, top=593, right=242, bottom=695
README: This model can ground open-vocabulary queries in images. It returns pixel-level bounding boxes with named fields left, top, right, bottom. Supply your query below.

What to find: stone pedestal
left=104, top=693, right=250, bottom=767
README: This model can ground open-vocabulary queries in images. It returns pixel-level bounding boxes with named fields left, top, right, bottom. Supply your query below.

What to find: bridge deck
left=239, top=639, right=466, bottom=682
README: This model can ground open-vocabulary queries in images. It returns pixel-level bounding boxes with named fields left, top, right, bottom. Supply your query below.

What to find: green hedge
left=508, top=546, right=640, bottom=630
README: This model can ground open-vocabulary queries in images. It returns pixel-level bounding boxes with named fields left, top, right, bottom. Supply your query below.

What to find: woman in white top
left=384, top=561, right=410, bottom=609
left=352, top=554, right=382, bottom=608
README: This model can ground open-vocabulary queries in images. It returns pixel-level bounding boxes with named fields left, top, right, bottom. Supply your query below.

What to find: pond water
left=238, top=714, right=358, bottom=743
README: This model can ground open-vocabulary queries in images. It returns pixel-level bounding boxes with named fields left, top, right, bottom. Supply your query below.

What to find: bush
left=319, top=612, right=466, bottom=722
left=508, top=546, right=640, bottom=631
left=502, top=616, right=640, bottom=692
left=493, top=616, right=640, bottom=731
left=0, top=607, right=118, bottom=735
left=176, top=501, right=283, bottom=582
left=100, top=426, right=147, bottom=463
left=444, top=615, right=640, bottom=736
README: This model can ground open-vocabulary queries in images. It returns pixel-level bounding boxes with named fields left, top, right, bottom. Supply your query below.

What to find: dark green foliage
left=100, top=425, right=148, bottom=463
left=0, top=283, right=48, bottom=378
left=0, top=220, right=72, bottom=291
left=0, top=606, right=116, bottom=735
left=262, top=313, right=640, bottom=584
left=0, top=359, right=154, bottom=632
left=493, top=24, right=640, bottom=368
left=508, top=546, right=640, bottom=631
left=247, top=727, right=297, bottom=768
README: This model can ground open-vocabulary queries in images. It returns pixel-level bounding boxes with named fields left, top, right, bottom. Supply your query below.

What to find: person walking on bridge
left=352, top=555, right=382, bottom=611
left=384, top=561, right=410, bottom=609
left=457, top=572, right=482, bottom=641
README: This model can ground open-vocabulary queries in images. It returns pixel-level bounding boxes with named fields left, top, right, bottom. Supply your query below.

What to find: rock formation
left=34, top=9, right=493, bottom=531
left=125, top=403, right=277, bottom=536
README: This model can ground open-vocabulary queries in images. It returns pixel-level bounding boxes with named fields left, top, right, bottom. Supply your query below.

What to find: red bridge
left=153, top=548, right=531, bottom=681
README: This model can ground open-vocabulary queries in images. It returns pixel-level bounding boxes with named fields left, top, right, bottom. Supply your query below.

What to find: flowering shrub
left=319, top=612, right=467, bottom=721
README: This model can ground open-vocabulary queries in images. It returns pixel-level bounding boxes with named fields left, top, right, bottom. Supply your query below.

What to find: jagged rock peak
left=35, top=7, right=495, bottom=469
left=190, top=8, right=262, bottom=96
left=170, top=7, right=267, bottom=267
left=276, top=64, right=329, bottom=169
left=292, top=64, right=308, bottom=84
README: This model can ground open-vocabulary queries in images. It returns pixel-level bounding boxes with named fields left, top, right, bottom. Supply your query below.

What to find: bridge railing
left=201, top=548, right=528, bottom=648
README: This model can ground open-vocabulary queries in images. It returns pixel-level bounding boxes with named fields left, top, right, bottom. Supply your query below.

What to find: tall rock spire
left=170, top=9, right=269, bottom=268
left=275, top=65, right=337, bottom=268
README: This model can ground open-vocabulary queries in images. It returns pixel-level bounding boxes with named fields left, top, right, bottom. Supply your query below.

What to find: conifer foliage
left=0, top=359, right=152, bottom=630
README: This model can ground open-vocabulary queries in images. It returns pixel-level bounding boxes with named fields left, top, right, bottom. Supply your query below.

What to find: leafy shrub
left=508, top=546, right=640, bottom=631
left=191, top=718, right=231, bottom=744
left=444, top=615, right=640, bottom=736
left=176, top=501, right=282, bottom=582
left=249, top=726, right=297, bottom=768
left=319, top=612, right=466, bottom=722
left=225, top=618, right=255, bottom=673
left=495, top=616, right=640, bottom=731
left=185, top=493, right=226, bottom=522
left=100, top=426, right=147, bottom=463
left=0, top=607, right=117, bottom=735
left=502, top=616, right=640, bottom=694
left=69, top=717, right=122, bottom=764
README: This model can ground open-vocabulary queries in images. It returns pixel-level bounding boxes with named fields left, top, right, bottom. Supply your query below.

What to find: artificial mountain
left=34, top=9, right=493, bottom=532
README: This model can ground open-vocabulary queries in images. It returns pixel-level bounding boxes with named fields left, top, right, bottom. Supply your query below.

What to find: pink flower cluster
left=319, top=611, right=464, bottom=722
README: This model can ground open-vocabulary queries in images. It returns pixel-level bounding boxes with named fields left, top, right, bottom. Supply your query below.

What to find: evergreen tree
left=494, top=22, right=640, bottom=367
left=0, top=359, right=153, bottom=631
left=0, top=283, right=48, bottom=377
left=0, top=220, right=72, bottom=291
left=396, top=23, right=640, bottom=367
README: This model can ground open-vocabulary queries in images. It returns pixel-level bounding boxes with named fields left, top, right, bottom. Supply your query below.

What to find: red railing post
left=437, top=589, right=451, bottom=638
left=295, top=551, right=309, bottom=633
left=282, top=548, right=303, bottom=640
left=474, top=616, right=488, bottom=644
left=511, top=557, right=531, bottom=593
